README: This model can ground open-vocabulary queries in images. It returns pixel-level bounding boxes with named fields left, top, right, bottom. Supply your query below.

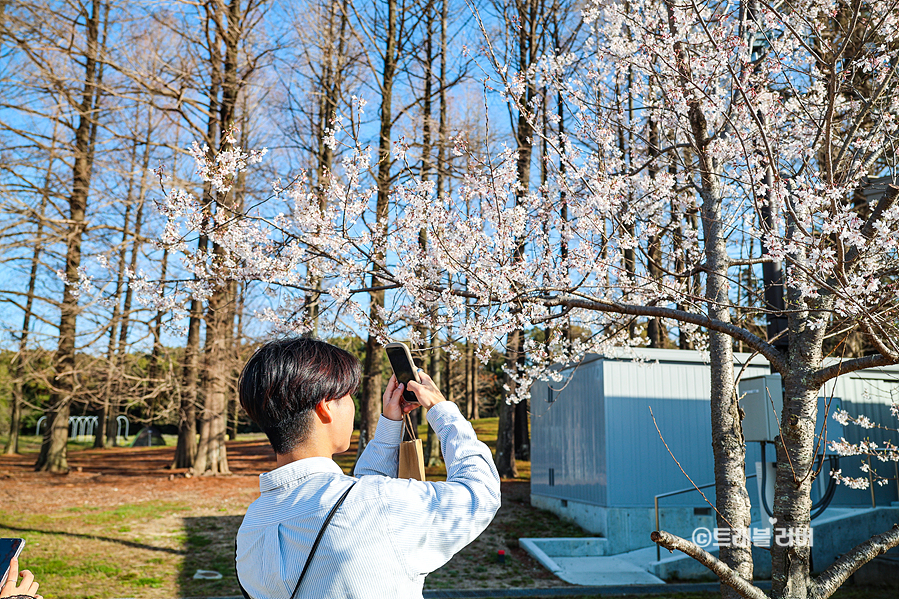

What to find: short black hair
left=238, top=337, right=361, bottom=454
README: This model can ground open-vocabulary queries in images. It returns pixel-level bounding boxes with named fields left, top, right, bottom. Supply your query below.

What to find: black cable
left=810, top=456, right=839, bottom=520
left=760, top=441, right=774, bottom=519
left=760, top=442, right=838, bottom=520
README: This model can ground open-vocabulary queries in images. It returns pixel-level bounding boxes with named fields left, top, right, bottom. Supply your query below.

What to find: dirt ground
left=0, top=440, right=269, bottom=507
left=0, top=439, right=577, bottom=597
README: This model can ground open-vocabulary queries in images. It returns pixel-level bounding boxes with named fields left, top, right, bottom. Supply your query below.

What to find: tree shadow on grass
left=180, top=515, right=244, bottom=598
left=0, top=523, right=185, bottom=555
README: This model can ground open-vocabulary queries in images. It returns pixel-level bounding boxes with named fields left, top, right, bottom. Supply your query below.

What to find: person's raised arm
left=380, top=372, right=501, bottom=576
left=353, top=374, right=417, bottom=477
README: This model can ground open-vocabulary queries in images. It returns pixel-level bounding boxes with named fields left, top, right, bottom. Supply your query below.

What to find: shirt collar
left=259, top=457, right=345, bottom=493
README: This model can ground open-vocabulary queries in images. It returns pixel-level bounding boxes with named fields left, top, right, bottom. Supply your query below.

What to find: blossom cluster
left=828, top=407, right=899, bottom=490
left=135, top=0, right=899, bottom=413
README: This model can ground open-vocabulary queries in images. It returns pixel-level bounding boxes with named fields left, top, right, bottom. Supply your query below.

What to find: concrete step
left=551, top=556, right=665, bottom=585
left=520, top=538, right=664, bottom=586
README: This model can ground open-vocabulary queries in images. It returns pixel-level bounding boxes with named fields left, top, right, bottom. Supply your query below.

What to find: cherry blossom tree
left=150, top=0, right=899, bottom=596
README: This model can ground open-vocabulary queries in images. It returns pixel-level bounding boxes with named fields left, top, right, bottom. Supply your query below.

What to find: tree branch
left=810, top=524, right=899, bottom=599
left=651, top=530, right=767, bottom=599
left=835, top=184, right=899, bottom=268
left=810, top=353, right=899, bottom=388
left=612, top=143, right=693, bottom=177
left=860, top=184, right=899, bottom=241
left=543, top=295, right=787, bottom=374
left=729, top=256, right=774, bottom=267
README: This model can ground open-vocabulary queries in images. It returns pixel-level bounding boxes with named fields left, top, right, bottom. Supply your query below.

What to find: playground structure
left=35, top=414, right=130, bottom=444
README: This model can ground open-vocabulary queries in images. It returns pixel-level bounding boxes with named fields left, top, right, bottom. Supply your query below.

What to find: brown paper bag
left=398, top=414, right=426, bottom=481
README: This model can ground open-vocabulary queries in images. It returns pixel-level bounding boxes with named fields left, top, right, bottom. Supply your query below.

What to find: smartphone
left=0, top=538, right=25, bottom=587
left=385, top=342, right=421, bottom=404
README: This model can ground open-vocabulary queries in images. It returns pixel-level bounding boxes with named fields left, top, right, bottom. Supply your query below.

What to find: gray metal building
left=529, top=347, right=899, bottom=553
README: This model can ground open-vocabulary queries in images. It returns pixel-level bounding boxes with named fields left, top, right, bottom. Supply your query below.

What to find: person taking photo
left=235, top=337, right=500, bottom=599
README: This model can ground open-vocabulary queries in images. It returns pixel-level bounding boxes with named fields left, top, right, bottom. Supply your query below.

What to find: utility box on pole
left=739, top=374, right=843, bottom=450
left=739, top=374, right=783, bottom=442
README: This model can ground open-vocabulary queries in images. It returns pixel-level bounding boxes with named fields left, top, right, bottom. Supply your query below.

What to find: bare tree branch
left=651, top=530, right=768, bottom=599
left=810, top=524, right=899, bottom=599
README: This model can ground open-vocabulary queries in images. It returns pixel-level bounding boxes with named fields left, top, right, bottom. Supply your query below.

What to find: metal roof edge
left=546, top=348, right=899, bottom=376
left=580, top=347, right=771, bottom=367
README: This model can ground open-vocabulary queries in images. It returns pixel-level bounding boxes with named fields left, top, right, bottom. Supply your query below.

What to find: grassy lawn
left=0, top=416, right=543, bottom=598
left=9, top=434, right=99, bottom=454
left=0, top=499, right=205, bottom=598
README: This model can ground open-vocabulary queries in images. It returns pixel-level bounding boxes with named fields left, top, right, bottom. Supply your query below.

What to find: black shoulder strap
left=236, top=481, right=357, bottom=599
left=290, top=481, right=356, bottom=599
left=235, top=540, right=254, bottom=599
left=237, top=571, right=253, bottom=599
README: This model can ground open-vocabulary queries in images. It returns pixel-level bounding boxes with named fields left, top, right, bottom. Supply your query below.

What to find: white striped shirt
left=235, top=401, right=501, bottom=599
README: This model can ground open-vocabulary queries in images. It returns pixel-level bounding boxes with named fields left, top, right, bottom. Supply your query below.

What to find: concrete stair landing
left=519, top=538, right=664, bottom=586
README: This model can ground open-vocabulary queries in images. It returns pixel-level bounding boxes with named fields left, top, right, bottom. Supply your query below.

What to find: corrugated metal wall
left=822, top=367, right=899, bottom=507
left=603, top=351, right=769, bottom=507
left=531, top=349, right=899, bottom=512
left=530, top=358, right=607, bottom=505
left=530, top=349, right=770, bottom=508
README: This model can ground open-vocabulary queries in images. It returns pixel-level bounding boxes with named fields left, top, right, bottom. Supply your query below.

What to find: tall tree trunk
left=5, top=120, right=56, bottom=455
left=419, top=0, right=442, bottom=466
left=173, top=291, right=202, bottom=469
left=671, top=154, right=696, bottom=351
left=771, top=293, right=829, bottom=598
left=555, top=19, right=568, bottom=271
left=36, top=0, right=102, bottom=472
left=195, top=279, right=232, bottom=475
left=465, top=336, right=474, bottom=419
left=471, top=350, right=479, bottom=420
left=228, top=282, right=246, bottom=441
left=657, top=1, right=755, bottom=591
left=497, top=0, right=539, bottom=478
left=703, top=185, right=750, bottom=599
left=357, top=0, right=397, bottom=458
left=148, top=249, right=169, bottom=409
left=114, top=163, right=149, bottom=432
left=174, top=4, right=222, bottom=471
left=96, top=195, right=131, bottom=449
left=514, top=398, right=530, bottom=460
left=435, top=0, right=448, bottom=200
left=686, top=50, right=753, bottom=599
left=306, top=0, right=349, bottom=334
left=115, top=137, right=150, bottom=343
left=6, top=377, right=23, bottom=455
left=173, top=219, right=212, bottom=469
left=619, top=59, right=637, bottom=339
left=420, top=0, right=433, bottom=180
left=195, top=0, right=244, bottom=476
left=646, top=115, right=664, bottom=348
left=496, top=329, right=520, bottom=478
left=425, top=332, right=442, bottom=466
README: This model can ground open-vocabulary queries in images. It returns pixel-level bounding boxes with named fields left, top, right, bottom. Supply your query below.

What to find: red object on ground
left=496, top=550, right=506, bottom=564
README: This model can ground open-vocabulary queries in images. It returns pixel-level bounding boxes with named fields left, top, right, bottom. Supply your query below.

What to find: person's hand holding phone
left=382, top=374, right=419, bottom=421
left=405, top=371, right=445, bottom=410
left=382, top=371, right=446, bottom=421
left=1, top=557, right=41, bottom=599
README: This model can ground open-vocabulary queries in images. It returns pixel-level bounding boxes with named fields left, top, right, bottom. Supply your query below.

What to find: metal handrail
left=654, top=474, right=758, bottom=561
left=34, top=415, right=131, bottom=445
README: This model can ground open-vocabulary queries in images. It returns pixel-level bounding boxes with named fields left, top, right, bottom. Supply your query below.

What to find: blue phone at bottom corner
left=0, top=538, right=25, bottom=587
